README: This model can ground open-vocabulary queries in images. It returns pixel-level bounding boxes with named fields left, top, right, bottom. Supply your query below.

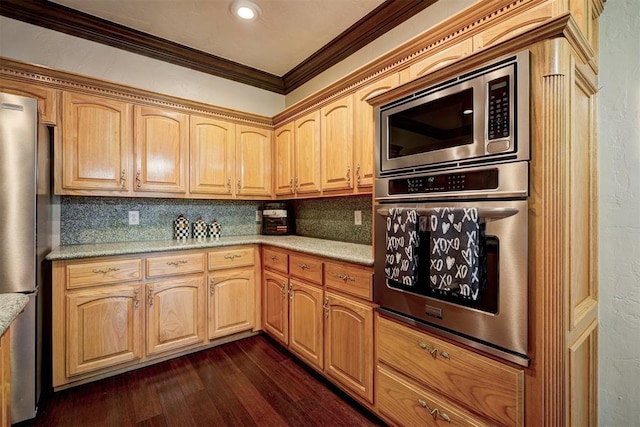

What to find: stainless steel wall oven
left=373, top=52, right=531, bottom=367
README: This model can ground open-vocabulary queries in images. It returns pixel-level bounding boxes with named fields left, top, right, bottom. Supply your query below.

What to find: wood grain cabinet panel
left=324, top=291, right=373, bottom=403
left=0, top=80, right=57, bottom=124
left=208, top=268, right=255, bottom=340
left=145, top=277, right=206, bottom=357
left=208, top=247, right=254, bottom=270
left=262, top=269, right=289, bottom=345
left=66, top=284, right=143, bottom=376
left=273, top=121, right=295, bottom=196
left=294, top=110, right=322, bottom=195
left=189, top=115, right=235, bottom=196
left=325, top=260, right=373, bottom=301
left=146, top=252, right=205, bottom=278
left=61, top=92, right=132, bottom=193
left=0, top=330, right=10, bottom=427
left=66, top=258, right=142, bottom=289
left=321, top=96, right=353, bottom=191
left=289, top=254, right=323, bottom=285
left=134, top=105, right=189, bottom=194
left=289, top=279, right=324, bottom=370
left=262, top=246, right=288, bottom=275
left=236, top=125, right=272, bottom=197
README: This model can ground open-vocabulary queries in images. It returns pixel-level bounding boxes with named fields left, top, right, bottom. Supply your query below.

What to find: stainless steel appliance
left=262, top=202, right=293, bottom=235
left=376, top=50, right=529, bottom=175
left=0, top=93, right=51, bottom=422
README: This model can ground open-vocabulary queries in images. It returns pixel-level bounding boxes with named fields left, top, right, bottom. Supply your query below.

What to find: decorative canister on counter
left=210, top=218, right=222, bottom=240
left=174, top=214, right=190, bottom=239
left=192, top=216, right=208, bottom=239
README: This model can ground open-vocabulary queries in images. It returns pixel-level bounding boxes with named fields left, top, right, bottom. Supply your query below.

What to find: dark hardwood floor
left=27, top=335, right=386, bottom=426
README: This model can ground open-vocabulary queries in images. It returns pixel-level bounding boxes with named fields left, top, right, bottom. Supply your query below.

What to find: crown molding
left=0, top=0, right=432, bottom=94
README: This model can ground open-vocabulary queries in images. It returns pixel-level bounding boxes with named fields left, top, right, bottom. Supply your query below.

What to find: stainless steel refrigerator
left=0, top=92, right=51, bottom=423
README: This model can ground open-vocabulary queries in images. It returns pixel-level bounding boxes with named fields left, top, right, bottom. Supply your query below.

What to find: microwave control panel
left=388, top=169, right=499, bottom=195
left=487, top=75, right=510, bottom=140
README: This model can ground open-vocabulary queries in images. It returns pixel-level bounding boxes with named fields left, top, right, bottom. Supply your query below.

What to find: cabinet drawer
left=325, top=261, right=372, bottom=301
left=376, top=365, right=492, bottom=427
left=289, top=254, right=323, bottom=285
left=262, top=246, right=288, bottom=274
left=146, top=253, right=205, bottom=278
left=67, top=258, right=142, bottom=289
left=208, top=247, right=254, bottom=270
left=376, top=315, right=523, bottom=427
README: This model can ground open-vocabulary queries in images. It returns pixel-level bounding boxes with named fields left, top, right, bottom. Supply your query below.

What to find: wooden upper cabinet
left=274, top=122, right=295, bottom=196
left=190, top=116, right=235, bottom=196
left=236, top=124, right=272, bottom=197
left=321, top=96, right=353, bottom=191
left=295, top=110, right=322, bottom=195
left=134, top=105, right=188, bottom=194
left=354, top=74, right=399, bottom=189
left=61, top=92, right=132, bottom=193
left=0, top=80, right=57, bottom=124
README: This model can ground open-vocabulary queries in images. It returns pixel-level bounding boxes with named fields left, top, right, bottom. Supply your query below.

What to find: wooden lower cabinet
left=208, top=268, right=255, bottom=340
left=375, top=314, right=524, bottom=427
left=324, top=291, right=374, bottom=403
left=1, top=330, right=10, bottom=427
left=288, top=279, right=324, bottom=370
left=66, top=284, right=143, bottom=376
left=145, top=277, right=206, bottom=357
left=262, top=269, right=289, bottom=345
left=52, top=247, right=259, bottom=388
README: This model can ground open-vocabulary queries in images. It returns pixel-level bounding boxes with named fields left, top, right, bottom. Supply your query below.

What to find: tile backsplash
left=60, top=195, right=372, bottom=245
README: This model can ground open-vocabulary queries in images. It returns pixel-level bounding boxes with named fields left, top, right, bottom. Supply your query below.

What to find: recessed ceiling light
left=230, top=0, right=261, bottom=21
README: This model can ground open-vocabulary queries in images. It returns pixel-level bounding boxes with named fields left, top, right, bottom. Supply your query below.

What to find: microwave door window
left=388, top=88, right=474, bottom=159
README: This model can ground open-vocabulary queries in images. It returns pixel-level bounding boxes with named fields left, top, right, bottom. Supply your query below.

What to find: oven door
left=374, top=199, right=529, bottom=366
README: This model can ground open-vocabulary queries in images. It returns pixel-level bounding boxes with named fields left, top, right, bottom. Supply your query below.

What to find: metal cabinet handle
left=356, top=164, right=361, bottom=186
left=377, top=207, right=519, bottom=221
left=417, top=399, right=451, bottom=422
left=289, top=283, right=293, bottom=301
left=224, top=254, right=242, bottom=260
left=294, top=176, right=299, bottom=191
left=148, top=286, right=153, bottom=307
left=166, top=260, right=188, bottom=266
left=210, top=277, right=215, bottom=295
left=418, top=341, right=450, bottom=359
left=237, top=179, right=241, bottom=194
left=120, top=169, right=126, bottom=189
left=270, top=255, right=279, bottom=261
left=133, top=288, right=139, bottom=310
left=92, top=267, right=120, bottom=275
left=346, top=165, right=351, bottom=186
left=280, top=281, right=287, bottom=298
left=297, top=263, right=310, bottom=270
left=323, top=296, right=329, bottom=318
left=334, top=273, right=355, bottom=282
left=289, top=178, right=294, bottom=193
left=136, top=170, right=141, bottom=188
left=226, top=178, right=232, bottom=193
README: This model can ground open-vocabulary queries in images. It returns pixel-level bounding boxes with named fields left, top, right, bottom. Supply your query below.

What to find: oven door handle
left=376, top=207, right=519, bottom=220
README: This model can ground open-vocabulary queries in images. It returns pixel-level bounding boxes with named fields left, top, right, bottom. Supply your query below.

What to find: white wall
left=0, top=17, right=285, bottom=117
left=598, top=1, right=640, bottom=425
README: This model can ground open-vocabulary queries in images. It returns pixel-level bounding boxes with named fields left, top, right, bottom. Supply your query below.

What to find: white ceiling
left=50, top=0, right=386, bottom=76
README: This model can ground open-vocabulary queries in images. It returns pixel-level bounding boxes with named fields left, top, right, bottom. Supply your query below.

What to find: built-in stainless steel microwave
left=376, top=51, right=530, bottom=175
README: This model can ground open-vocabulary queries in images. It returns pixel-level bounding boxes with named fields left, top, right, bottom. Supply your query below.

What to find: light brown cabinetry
left=189, top=116, right=235, bottom=196
left=353, top=74, right=399, bottom=189
left=236, top=124, right=272, bottom=197
left=1, top=330, right=10, bottom=427
left=273, top=122, right=295, bottom=196
left=134, top=105, right=189, bottom=194
left=52, top=246, right=259, bottom=388
left=262, top=247, right=375, bottom=404
left=60, top=92, right=132, bottom=194
left=0, top=79, right=57, bottom=124
left=207, top=246, right=257, bottom=340
left=375, top=315, right=524, bottom=426
left=321, top=96, right=354, bottom=191
left=294, top=111, right=322, bottom=195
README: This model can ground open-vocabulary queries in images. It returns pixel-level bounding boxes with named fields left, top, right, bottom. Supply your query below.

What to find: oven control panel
left=487, top=75, right=510, bottom=140
left=388, top=169, right=499, bottom=195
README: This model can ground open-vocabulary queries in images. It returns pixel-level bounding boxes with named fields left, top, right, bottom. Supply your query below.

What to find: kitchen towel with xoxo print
left=385, top=208, right=422, bottom=286
left=429, top=207, right=483, bottom=300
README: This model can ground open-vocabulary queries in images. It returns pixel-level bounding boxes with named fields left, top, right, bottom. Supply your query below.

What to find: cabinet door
left=0, top=80, right=57, bottom=124
left=61, top=92, right=132, bottom=192
left=134, top=105, right=188, bottom=194
left=354, top=74, right=399, bottom=189
left=0, top=330, right=9, bottom=427
left=236, top=125, right=272, bottom=197
left=190, top=116, right=235, bottom=196
left=321, top=97, right=353, bottom=191
left=262, top=270, right=289, bottom=345
left=146, top=277, right=205, bottom=356
left=324, top=291, right=373, bottom=403
left=289, top=279, right=324, bottom=370
left=295, top=110, right=322, bottom=195
left=66, top=284, right=142, bottom=376
left=274, top=122, right=295, bottom=196
left=208, top=268, right=255, bottom=340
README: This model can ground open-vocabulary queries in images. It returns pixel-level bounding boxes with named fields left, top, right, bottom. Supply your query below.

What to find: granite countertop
left=46, top=235, right=374, bottom=266
left=0, top=293, right=29, bottom=337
